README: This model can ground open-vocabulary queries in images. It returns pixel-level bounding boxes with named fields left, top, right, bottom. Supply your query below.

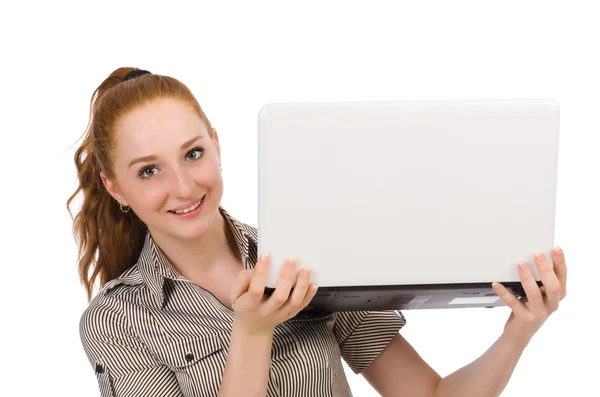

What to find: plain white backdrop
left=0, top=1, right=597, bottom=396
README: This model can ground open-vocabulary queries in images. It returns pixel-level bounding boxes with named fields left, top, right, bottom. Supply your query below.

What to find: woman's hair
left=67, top=67, right=214, bottom=302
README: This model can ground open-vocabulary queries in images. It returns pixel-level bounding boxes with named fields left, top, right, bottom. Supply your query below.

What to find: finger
left=286, top=268, right=313, bottom=309
left=230, top=269, right=253, bottom=305
left=551, top=246, right=567, bottom=299
left=262, top=258, right=297, bottom=314
left=300, top=284, right=319, bottom=308
left=247, top=253, right=271, bottom=307
left=280, top=269, right=317, bottom=319
left=492, top=282, right=530, bottom=318
left=518, top=259, right=546, bottom=315
left=534, top=252, right=561, bottom=312
left=283, top=284, right=318, bottom=319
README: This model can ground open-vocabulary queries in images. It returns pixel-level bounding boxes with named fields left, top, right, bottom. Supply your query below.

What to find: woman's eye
left=137, top=147, right=204, bottom=180
left=187, top=147, right=205, bottom=160
left=139, top=166, right=158, bottom=179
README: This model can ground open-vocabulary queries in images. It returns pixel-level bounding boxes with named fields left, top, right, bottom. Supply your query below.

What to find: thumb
left=230, top=268, right=254, bottom=305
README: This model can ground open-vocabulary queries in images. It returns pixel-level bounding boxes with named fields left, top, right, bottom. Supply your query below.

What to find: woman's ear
left=212, top=128, right=221, bottom=160
left=100, top=171, right=128, bottom=206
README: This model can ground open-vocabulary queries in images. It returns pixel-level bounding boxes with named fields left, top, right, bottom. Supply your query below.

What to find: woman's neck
left=148, top=208, right=241, bottom=281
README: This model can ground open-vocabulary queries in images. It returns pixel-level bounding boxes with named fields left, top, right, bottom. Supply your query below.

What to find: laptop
left=257, top=99, right=560, bottom=311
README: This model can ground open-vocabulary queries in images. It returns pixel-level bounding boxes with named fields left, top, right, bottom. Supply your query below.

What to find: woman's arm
left=218, top=254, right=317, bottom=397
left=80, top=299, right=185, bottom=397
left=363, top=247, right=568, bottom=397
left=217, top=320, right=274, bottom=397
left=434, top=330, right=529, bottom=397
left=362, top=330, right=528, bottom=397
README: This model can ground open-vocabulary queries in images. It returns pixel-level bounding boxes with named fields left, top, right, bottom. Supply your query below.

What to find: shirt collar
left=137, top=205, right=258, bottom=308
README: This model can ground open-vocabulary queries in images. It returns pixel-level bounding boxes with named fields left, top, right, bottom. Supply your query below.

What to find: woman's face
left=101, top=97, right=224, bottom=241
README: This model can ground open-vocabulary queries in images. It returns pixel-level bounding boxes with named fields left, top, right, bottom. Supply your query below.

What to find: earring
left=120, top=204, right=130, bottom=213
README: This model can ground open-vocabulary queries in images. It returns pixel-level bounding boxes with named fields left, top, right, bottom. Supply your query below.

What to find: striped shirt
left=80, top=206, right=407, bottom=397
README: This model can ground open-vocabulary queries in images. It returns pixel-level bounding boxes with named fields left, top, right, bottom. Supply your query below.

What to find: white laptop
left=257, top=99, right=559, bottom=311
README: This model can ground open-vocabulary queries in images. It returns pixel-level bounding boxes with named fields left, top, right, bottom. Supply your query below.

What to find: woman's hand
left=492, top=246, right=567, bottom=343
left=229, top=253, right=318, bottom=334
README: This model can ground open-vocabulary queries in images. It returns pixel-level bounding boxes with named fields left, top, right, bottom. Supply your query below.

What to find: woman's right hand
left=230, top=253, right=318, bottom=334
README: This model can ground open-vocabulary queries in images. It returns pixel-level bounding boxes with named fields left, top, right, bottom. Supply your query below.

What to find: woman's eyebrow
left=127, top=135, right=203, bottom=168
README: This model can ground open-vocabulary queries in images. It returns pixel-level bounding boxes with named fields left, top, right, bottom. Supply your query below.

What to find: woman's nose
left=171, top=168, right=195, bottom=197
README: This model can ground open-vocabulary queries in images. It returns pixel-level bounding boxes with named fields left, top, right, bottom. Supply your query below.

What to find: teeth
left=173, top=198, right=202, bottom=214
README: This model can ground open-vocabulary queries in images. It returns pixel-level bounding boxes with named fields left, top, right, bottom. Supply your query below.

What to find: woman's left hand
left=492, top=246, right=567, bottom=343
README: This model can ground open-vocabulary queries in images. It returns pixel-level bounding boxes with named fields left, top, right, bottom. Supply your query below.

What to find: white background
left=0, top=1, right=597, bottom=396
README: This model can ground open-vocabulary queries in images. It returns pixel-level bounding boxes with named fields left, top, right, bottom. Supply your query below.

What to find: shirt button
left=185, top=353, right=194, bottom=362
left=95, top=364, right=104, bottom=374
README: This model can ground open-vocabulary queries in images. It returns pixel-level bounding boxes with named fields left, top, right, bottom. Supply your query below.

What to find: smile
left=169, top=196, right=205, bottom=214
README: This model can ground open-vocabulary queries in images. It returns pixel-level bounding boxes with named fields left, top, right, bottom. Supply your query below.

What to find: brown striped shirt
left=80, top=206, right=407, bottom=396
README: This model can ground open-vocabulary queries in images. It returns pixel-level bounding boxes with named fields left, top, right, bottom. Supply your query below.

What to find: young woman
left=69, top=67, right=568, bottom=397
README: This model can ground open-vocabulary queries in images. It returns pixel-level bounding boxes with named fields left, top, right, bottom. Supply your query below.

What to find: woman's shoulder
left=102, top=263, right=145, bottom=296
left=79, top=264, right=145, bottom=328
left=224, top=208, right=257, bottom=235
left=239, top=221, right=257, bottom=239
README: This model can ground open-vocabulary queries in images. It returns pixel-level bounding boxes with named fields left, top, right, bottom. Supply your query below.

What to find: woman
left=69, top=67, right=568, bottom=397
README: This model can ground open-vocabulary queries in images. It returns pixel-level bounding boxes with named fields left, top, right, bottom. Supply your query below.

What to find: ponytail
left=67, top=143, right=146, bottom=302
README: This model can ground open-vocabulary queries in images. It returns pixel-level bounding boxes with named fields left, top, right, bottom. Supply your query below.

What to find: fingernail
left=554, top=245, right=562, bottom=254
left=491, top=281, right=499, bottom=288
left=287, top=257, right=296, bottom=268
left=302, top=266, right=311, bottom=274
left=260, top=252, right=270, bottom=261
left=534, top=251, right=542, bottom=259
left=518, top=260, right=526, bottom=268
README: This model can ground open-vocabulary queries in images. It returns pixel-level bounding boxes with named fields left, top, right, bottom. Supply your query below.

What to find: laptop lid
left=257, top=99, right=559, bottom=310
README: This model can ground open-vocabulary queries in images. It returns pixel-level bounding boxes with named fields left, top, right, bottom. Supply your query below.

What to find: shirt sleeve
left=79, top=295, right=184, bottom=397
left=332, top=310, right=407, bottom=374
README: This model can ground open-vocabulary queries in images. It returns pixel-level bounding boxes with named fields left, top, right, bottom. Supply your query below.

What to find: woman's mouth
left=168, top=196, right=205, bottom=217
